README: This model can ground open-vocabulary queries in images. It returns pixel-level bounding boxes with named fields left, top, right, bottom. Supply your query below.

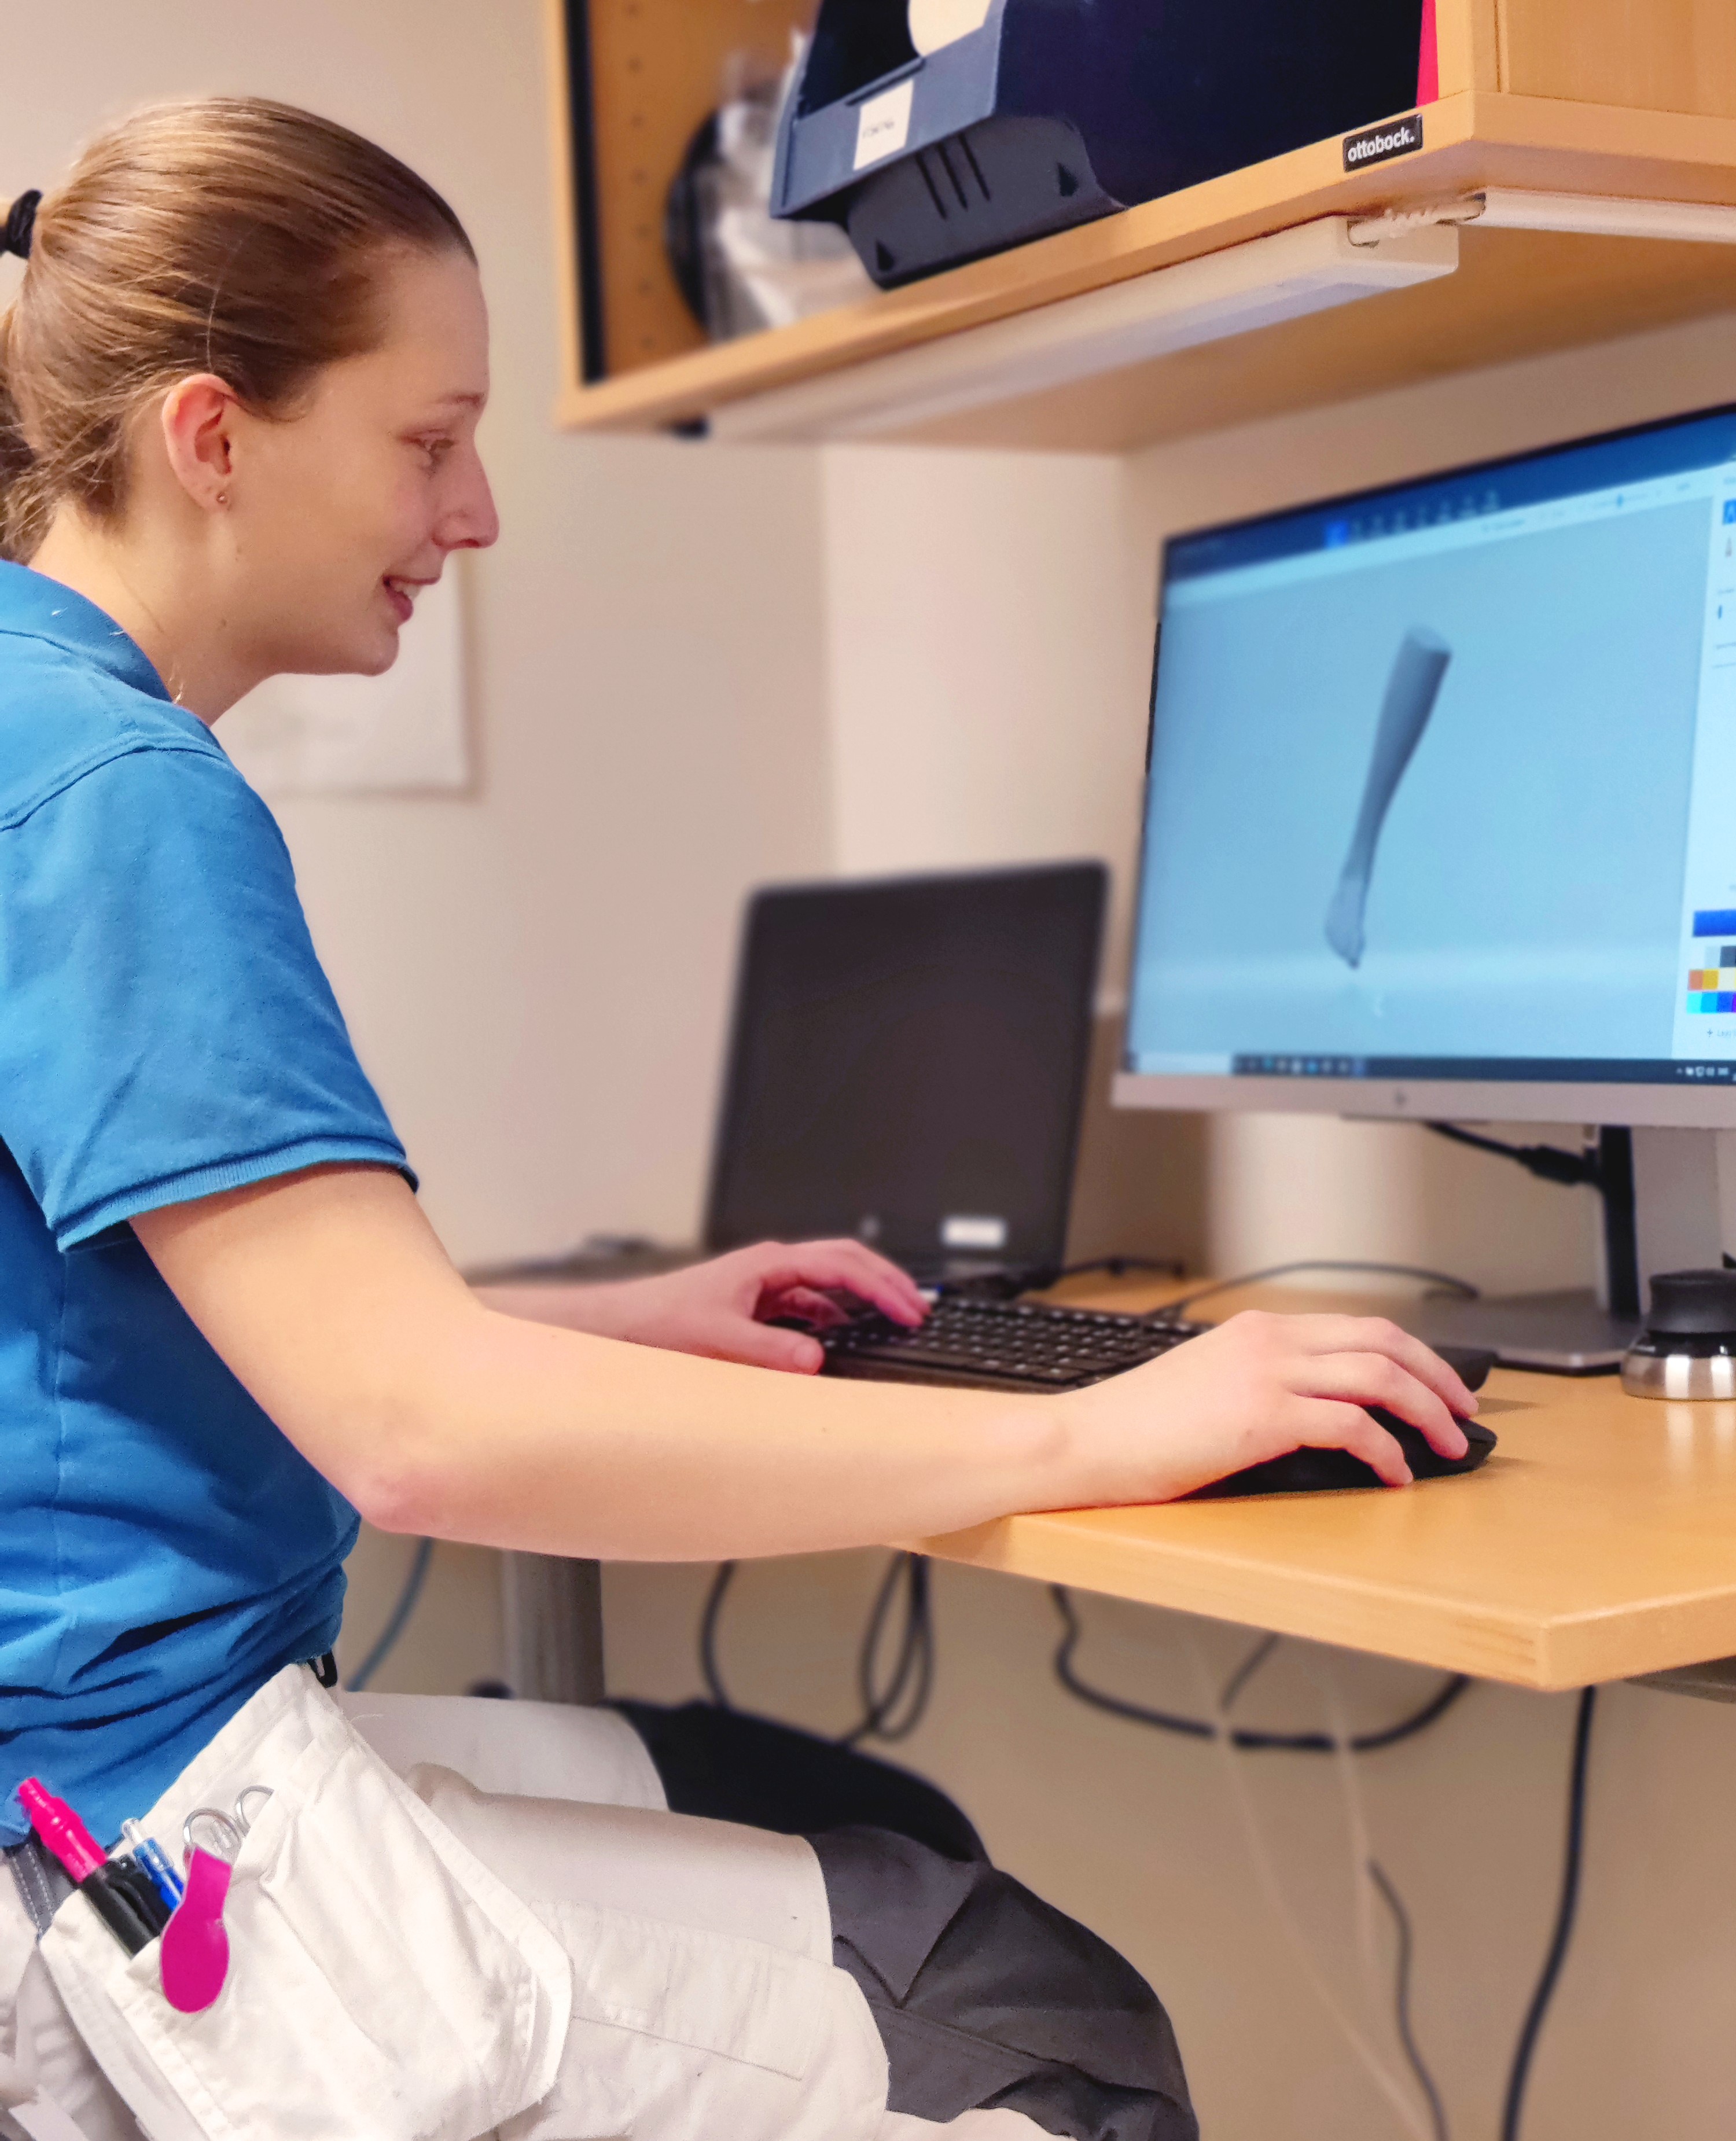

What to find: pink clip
left=160, top=1848, right=231, bottom=2013
left=160, top=1809, right=241, bottom=2014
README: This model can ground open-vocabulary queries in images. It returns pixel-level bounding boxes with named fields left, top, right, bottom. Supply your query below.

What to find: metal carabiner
left=231, top=1785, right=273, bottom=1837
left=181, top=1807, right=243, bottom=1869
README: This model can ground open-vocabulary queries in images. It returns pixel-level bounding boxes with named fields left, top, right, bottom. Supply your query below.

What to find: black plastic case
left=773, top=0, right=1426, bottom=287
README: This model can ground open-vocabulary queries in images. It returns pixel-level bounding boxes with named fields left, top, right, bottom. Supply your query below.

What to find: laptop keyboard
left=819, top=1295, right=1204, bottom=1393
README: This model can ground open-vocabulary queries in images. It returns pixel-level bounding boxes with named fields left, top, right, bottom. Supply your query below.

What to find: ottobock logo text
left=1343, top=114, right=1424, bottom=171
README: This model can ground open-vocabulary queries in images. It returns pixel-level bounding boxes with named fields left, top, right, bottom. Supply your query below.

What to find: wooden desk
left=919, top=1281, right=1736, bottom=1693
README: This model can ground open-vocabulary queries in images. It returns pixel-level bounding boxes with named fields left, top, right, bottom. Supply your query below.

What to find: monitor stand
left=1406, top=1287, right=1640, bottom=1375
left=1403, top=1127, right=1731, bottom=1374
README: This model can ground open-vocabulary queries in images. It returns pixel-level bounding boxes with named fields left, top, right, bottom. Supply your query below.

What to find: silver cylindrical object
left=1621, top=1270, right=1736, bottom=1400
left=1620, top=1347, right=1736, bottom=1400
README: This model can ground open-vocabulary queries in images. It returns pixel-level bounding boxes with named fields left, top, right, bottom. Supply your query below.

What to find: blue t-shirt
left=0, top=562, right=414, bottom=1845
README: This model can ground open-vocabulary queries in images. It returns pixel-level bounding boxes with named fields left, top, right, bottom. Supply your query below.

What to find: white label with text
left=854, top=79, right=915, bottom=171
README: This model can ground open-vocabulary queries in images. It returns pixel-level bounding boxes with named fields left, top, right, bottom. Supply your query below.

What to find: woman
left=0, top=98, right=1473, bottom=2139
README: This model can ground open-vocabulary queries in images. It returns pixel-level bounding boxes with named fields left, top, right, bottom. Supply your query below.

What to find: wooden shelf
left=915, top=1283, right=1736, bottom=1692
left=551, top=68, right=1736, bottom=452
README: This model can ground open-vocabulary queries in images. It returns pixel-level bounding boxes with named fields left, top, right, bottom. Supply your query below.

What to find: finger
left=769, top=1286, right=852, bottom=1329
left=1280, top=1316, right=1478, bottom=1416
left=1289, top=1398, right=1413, bottom=1486
left=748, top=1241, right=926, bottom=1324
left=712, top=1319, right=825, bottom=1374
left=798, top=1241, right=928, bottom=1320
left=1296, top=1351, right=1469, bottom=1458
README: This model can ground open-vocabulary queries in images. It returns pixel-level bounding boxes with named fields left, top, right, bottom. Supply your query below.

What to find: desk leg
left=502, top=1552, right=605, bottom=1704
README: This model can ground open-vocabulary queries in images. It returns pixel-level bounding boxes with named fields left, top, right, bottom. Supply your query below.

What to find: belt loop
left=4, top=1842, right=69, bottom=1940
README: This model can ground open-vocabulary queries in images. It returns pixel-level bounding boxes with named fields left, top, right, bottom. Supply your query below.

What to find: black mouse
left=1191, top=1344, right=1498, bottom=1500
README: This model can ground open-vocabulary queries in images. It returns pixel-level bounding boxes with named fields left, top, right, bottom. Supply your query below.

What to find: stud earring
left=215, top=490, right=229, bottom=507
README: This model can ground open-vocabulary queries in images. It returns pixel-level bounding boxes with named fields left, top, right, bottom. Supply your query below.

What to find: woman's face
left=231, top=245, right=498, bottom=680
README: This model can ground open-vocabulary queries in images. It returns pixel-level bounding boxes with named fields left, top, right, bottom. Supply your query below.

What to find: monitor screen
left=1122, top=402, right=1736, bottom=1121
left=706, top=863, right=1106, bottom=1269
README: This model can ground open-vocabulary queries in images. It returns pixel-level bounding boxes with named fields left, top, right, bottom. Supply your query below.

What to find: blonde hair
left=0, top=96, right=473, bottom=561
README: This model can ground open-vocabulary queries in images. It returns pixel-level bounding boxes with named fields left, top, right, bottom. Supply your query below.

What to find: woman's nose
left=439, top=450, right=501, bottom=553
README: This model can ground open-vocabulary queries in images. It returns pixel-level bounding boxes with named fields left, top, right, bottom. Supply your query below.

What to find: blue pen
left=120, top=1820, right=185, bottom=1910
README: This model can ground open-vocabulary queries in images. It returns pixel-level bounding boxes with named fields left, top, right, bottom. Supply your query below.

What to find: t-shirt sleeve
left=0, top=743, right=414, bottom=1248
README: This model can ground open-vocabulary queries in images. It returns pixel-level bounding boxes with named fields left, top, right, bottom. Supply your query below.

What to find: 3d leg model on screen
left=1325, top=627, right=1452, bottom=969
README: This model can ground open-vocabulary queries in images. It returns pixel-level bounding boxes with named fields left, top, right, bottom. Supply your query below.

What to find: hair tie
left=2, top=191, right=42, bottom=262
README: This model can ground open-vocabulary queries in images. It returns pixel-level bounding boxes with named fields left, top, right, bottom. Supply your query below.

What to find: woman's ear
left=157, top=374, right=240, bottom=512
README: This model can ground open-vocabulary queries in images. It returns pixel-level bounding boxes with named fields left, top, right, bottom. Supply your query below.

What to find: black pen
left=78, top=1864, right=156, bottom=1957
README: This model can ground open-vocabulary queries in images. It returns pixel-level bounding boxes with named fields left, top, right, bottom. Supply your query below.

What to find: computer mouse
left=1191, top=1344, right=1498, bottom=1500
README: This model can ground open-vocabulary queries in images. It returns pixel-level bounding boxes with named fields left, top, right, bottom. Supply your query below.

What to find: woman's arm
left=131, top=1164, right=1474, bottom=1561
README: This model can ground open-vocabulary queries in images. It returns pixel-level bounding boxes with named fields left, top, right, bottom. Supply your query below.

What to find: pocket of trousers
left=553, top=1896, right=829, bottom=2080
left=38, top=1668, right=572, bottom=2141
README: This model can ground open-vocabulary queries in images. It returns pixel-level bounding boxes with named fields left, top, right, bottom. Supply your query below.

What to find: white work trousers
left=0, top=1691, right=1046, bottom=2141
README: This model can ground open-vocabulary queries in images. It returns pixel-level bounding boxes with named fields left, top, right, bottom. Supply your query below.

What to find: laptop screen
left=704, top=863, right=1107, bottom=1272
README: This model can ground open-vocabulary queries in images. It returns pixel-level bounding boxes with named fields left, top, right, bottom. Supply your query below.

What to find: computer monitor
left=1116, top=402, right=1736, bottom=1364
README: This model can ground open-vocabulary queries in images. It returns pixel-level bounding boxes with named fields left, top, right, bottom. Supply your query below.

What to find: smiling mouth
left=382, top=576, right=428, bottom=623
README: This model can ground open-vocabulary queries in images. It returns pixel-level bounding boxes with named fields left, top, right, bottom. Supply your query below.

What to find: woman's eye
left=414, top=436, right=454, bottom=466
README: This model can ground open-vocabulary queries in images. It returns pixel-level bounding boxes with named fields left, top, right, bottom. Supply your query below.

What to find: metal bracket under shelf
left=1350, top=186, right=1736, bottom=248
left=1630, top=1656, right=1736, bottom=1704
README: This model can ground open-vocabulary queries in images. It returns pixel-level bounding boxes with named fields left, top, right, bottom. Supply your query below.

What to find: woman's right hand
left=1050, top=1311, right=1477, bottom=1507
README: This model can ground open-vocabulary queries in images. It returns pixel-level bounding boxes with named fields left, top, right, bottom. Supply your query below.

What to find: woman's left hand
left=477, top=1239, right=927, bottom=1371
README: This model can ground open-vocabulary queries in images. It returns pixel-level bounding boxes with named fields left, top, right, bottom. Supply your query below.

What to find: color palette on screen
left=1687, top=939, right=1736, bottom=1013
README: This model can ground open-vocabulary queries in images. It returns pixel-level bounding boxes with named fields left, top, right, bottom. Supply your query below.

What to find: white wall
left=820, top=445, right=1143, bottom=961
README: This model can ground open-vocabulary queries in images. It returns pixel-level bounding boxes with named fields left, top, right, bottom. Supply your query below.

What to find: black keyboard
left=819, top=1295, right=1204, bottom=1393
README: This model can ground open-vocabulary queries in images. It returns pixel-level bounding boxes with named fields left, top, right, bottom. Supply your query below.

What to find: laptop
left=703, top=861, right=1108, bottom=1291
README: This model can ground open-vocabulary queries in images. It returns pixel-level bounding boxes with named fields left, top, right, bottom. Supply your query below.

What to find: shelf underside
left=893, top=223, right=1736, bottom=452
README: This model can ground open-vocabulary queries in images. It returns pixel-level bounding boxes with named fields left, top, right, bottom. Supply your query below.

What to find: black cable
left=1500, top=1687, right=1597, bottom=2141
left=1050, top=1588, right=1470, bottom=1753
left=1220, top=1631, right=1281, bottom=1712
left=1324, top=1673, right=1471, bottom=1754
left=1369, top=1859, right=1450, bottom=2141
left=698, top=1560, right=737, bottom=1709
left=1425, top=1123, right=1601, bottom=1190
left=697, top=1551, right=936, bottom=1743
left=838, top=1554, right=935, bottom=1746
left=345, top=1537, right=435, bottom=1693
left=1052, top=1586, right=1215, bottom=1738
left=1161, top=1261, right=1479, bottom=1318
